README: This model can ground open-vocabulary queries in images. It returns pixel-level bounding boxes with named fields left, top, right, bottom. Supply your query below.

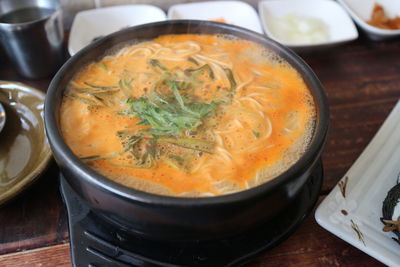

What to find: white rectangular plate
left=315, top=101, right=400, bottom=267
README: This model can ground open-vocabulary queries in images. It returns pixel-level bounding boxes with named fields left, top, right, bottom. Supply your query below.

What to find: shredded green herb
left=187, top=57, right=199, bottom=66
left=158, top=137, right=213, bottom=154
left=223, top=68, right=237, bottom=91
left=169, top=154, right=185, bottom=165
left=118, top=78, right=133, bottom=97
left=80, top=155, right=101, bottom=161
left=97, top=63, right=109, bottom=72
left=148, top=59, right=168, bottom=71
left=184, top=64, right=215, bottom=80
left=79, top=152, right=122, bottom=162
left=84, top=82, right=118, bottom=90
left=65, top=93, right=99, bottom=105
left=74, top=88, right=119, bottom=95
left=252, top=130, right=260, bottom=138
left=126, top=81, right=218, bottom=137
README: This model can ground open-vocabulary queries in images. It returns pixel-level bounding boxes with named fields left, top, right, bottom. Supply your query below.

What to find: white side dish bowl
left=258, top=0, right=358, bottom=50
left=68, top=5, right=167, bottom=55
left=337, top=0, right=400, bottom=40
left=167, top=1, right=263, bottom=34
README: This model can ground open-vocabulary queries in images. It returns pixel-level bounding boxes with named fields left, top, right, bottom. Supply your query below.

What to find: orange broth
left=60, top=34, right=315, bottom=197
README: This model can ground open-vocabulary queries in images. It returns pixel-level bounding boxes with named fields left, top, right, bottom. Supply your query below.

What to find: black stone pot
left=44, top=20, right=329, bottom=241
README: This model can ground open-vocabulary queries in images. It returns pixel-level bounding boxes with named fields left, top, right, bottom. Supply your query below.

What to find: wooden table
left=0, top=33, right=398, bottom=266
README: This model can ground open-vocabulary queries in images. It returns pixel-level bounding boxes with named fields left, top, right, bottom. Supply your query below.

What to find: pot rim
left=45, top=20, right=329, bottom=207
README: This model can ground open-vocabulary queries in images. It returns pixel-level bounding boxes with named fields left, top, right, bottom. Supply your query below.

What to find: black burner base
left=60, top=160, right=323, bottom=267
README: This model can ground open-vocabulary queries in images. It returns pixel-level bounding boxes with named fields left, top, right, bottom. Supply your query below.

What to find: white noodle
left=233, top=119, right=243, bottom=128
left=236, top=77, right=253, bottom=91
left=215, top=186, right=231, bottom=192
left=147, top=43, right=162, bottom=51
left=208, top=61, right=224, bottom=81
left=264, top=116, right=273, bottom=139
left=127, top=47, right=153, bottom=57
left=254, top=173, right=261, bottom=185
left=246, top=93, right=268, bottom=98
left=214, top=129, right=233, bottom=135
left=154, top=56, right=187, bottom=61
left=215, top=147, right=233, bottom=161
left=199, top=192, right=216, bottom=197
left=238, top=97, right=263, bottom=109
left=232, top=99, right=241, bottom=106
left=151, top=47, right=168, bottom=56
left=190, top=157, right=207, bottom=173
left=150, top=41, right=201, bottom=59
left=195, top=54, right=232, bottom=68
left=250, top=85, right=280, bottom=90
left=172, top=41, right=201, bottom=52
left=251, top=69, right=263, bottom=76
left=214, top=133, right=225, bottom=146
left=282, top=127, right=293, bottom=135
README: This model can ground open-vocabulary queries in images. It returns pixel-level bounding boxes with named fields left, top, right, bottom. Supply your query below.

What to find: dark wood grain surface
left=1, top=33, right=399, bottom=266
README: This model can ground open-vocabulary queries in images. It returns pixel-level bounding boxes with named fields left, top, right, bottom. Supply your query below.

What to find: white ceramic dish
left=68, top=5, right=166, bottom=55
left=338, top=0, right=400, bottom=40
left=258, top=0, right=358, bottom=50
left=167, top=1, right=263, bottom=33
left=315, top=101, right=400, bottom=267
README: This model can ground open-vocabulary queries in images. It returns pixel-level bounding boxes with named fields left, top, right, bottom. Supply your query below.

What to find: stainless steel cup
left=0, top=0, right=64, bottom=79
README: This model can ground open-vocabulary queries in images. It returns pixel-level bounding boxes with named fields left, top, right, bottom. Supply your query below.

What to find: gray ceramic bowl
left=0, top=81, right=51, bottom=205
left=45, top=20, right=329, bottom=241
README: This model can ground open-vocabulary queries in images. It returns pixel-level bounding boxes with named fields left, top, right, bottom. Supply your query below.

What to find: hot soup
left=60, top=34, right=315, bottom=197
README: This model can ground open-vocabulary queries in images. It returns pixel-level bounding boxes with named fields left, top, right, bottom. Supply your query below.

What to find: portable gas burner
left=60, top=160, right=323, bottom=267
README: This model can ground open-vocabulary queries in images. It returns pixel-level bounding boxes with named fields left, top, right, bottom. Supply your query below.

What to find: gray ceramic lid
left=0, top=80, right=51, bottom=205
